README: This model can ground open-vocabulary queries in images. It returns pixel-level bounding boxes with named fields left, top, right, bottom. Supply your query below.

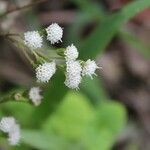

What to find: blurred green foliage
left=0, top=0, right=150, bottom=149
left=22, top=92, right=126, bottom=150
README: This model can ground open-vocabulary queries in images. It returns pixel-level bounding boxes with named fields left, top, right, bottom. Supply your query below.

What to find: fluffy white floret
left=24, top=31, right=43, bottom=49
left=29, top=87, right=42, bottom=106
left=64, top=44, right=79, bottom=61
left=82, top=59, right=99, bottom=79
left=36, top=62, right=56, bottom=83
left=64, top=61, right=82, bottom=89
left=0, top=117, right=15, bottom=133
left=46, top=23, right=63, bottom=44
left=8, top=124, right=21, bottom=145
left=0, top=117, right=21, bottom=146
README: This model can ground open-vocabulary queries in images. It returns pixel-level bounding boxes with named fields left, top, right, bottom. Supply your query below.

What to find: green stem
left=0, top=89, right=29, bottom=104
left=8, top=37, right=36, bottom=67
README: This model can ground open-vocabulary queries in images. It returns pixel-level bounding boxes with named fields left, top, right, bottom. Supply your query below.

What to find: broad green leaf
left=21, top=130, right=70, bottom=150
left=82, top=128, right=114, bottom=150
left=80, top=0, right=150, bottom=59
left=43, top=91, right=95, bottom=140
left=81, top=101, right=127, bottom=150
left=95, top=102, right=127, bottom=134
left=42, top=92, right=126, bottom=150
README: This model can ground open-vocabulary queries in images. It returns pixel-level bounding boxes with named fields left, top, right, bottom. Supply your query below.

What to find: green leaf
left=82, top=128, right=114, bottom=150
left=80, top=0, right=150, bottom=59
left=21, top=130, right=70, bottom=150
left=42, top=92, right=126, bottom=150
left=81, top=101, right=127, bottom=150
left=95, top=101, right=127, bottom=134
left=42, top=91, right=95, bottom=140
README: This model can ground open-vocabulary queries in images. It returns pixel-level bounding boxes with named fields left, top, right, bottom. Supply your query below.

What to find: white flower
left=0, top=117, right=15, bottom=133
left=29, top=87, right=42, bottom=106
left=64, top=44, right=79, bottom=61
left=24, top=31, right=43, bottom=49
left=64, top=61, right=82, bottom=89
left=8, top=124, right=21, bottom=145
left=0, top=117, right=21, bottom=146
left=82, top=59, right=99, bottom=79
left=36, top=61, right=56, bottom=83
left=46, top=23, right=63, bottom=44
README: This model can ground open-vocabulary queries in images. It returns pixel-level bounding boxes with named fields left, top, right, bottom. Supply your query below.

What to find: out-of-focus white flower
left=0, top=117, right=21, bottom=146
left=46, top=23, right=63, bottom=44
left=0, top=1, right=7, bottom=14
left=36, top=61, right=56, bottom=83
left=64, top=44, right=79, bottom=61
left=24, top=31, right=43, bottom=49
left=64, top=61, right=82, bottom=89
left=8, top=124, right=21, bottom=146
left=0, top=117, right=15, bottom=133
left=82, top=59, right=100, bottom=79
left=29, top=87, right=42, bottom=106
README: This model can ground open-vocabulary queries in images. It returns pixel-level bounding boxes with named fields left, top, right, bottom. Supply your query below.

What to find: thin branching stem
left=0, top=0, right=48, bottom=18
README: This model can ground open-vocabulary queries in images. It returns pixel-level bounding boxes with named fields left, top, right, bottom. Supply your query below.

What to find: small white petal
left=8, top=124, right=21, bottom=145
left=29, top=87, right=42, bottom=106
left=64, top=44, right=79, bottom=61
left=46, top=23, right=63, bottom=44
left=0, top=117, right=21, bottom=146
left=0, top=117, right=15, bottom=133
left=64, top=61, right=82, bottom=89
left=24, top=31, right=43, bottom=49
left=82, top=59, right=99, bottom=78
left=36, top=62, right=56, bottom=83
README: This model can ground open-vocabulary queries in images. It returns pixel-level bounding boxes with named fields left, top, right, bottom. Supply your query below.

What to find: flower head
left=82, top=59, right=99, bottom=79
left=64, top=61, right=82, bottom=89
left=24, top=31, right=43, bottom=49
left=36, top=61, right=56, bottom=83
left=29, top=87, right=42, bottom=106
left=46, top=23, right=63, bottom=44
left=64, top=44, right=79, bottom=61
left=0, top=117, right=21, bottom=146
left=8, top=124, right=21, bottom=145
left=0, top=117, right=15, bottom=133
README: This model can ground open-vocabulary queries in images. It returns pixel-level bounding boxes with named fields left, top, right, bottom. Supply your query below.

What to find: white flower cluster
left=36, top=62, right=56, bottom=83
left=23, top=23, right=100, bottom=103
left=64, top=44, right=78, bottom=61
left=0, top=117, right=21, bottom=145
left=46, top=23, right=63, bottom=44
left=64, top=44, right=99, bottom=89
left=65, top=61, right=82, bottom=89
left=24, top=23, right=63, bottom=49
left=82, top=59, right=100, bottom=79
left=29, top=87, right=42, bottom=106
left=24, top=31, right=43, bottom=49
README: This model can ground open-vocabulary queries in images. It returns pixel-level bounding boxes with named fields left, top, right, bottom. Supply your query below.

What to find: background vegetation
left=0, top=0, right=150, bottom=149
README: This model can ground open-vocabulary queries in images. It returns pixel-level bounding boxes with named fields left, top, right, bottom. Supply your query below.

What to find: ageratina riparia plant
left=0, top=23, right=101, bottom=146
